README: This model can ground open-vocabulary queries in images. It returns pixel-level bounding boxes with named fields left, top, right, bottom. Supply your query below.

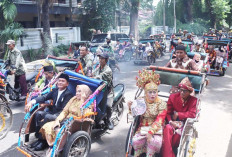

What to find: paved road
left=0, top=54, right=232, bottom=157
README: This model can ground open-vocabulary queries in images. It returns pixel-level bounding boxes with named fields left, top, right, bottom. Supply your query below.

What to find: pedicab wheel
left=0, top=103, right=13, bottom=140
left=113, top=101, right=124, bottom=126
left=0, top=94, right=7, bottom=103
left=219, top=68, right=225, bottom=76
left=63, top=131, right=91, bottom=157
left=125, top=124, right=133, bottom=154
left=124, top=52, right=131, bottom=62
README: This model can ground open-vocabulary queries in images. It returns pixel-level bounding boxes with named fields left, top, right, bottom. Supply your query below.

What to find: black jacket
left=35, top=88, right=73, bottom=115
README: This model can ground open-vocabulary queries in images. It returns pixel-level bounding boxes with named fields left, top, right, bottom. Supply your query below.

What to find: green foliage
left=0, top=22, right=24, bottom=43
left=176, top=19, right=208, bottom=35
left=27, top=48, right=36, bottom=61
left=154, top=0, right=231, bottom=30
left=80, top=0, right=116, bottom=40
left=211, top=0, right=230, bottom=24
left=52, top=44, right=69, bottom=57
left=26, top=48, right=43, bottom=61
left=0, top=0, right=23, bottom=58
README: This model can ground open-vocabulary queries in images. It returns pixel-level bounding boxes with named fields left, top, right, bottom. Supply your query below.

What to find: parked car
left=90, top=33, right=129, bottom=47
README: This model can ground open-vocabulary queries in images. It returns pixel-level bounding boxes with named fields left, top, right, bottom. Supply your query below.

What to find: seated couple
left=25, top=73, right=93, bottom=154
left=127, top=70, right=197, bottom=157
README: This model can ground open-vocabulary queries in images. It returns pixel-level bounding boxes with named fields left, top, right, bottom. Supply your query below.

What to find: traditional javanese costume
left=162, top=77, right=197, bottom=157
left=39, top=85, right=92, bottom=146
left=131, top=70, right=167, bottom=157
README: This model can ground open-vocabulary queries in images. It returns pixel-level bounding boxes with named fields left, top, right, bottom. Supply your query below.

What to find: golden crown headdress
left=136, top=69, right=160, bottom=89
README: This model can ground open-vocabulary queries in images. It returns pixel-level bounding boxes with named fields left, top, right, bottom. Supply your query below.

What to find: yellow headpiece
left=136, top=69, right=160, bottom=91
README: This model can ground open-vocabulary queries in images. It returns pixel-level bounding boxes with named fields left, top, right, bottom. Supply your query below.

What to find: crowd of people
left=3, top=27, right=230, bottom=156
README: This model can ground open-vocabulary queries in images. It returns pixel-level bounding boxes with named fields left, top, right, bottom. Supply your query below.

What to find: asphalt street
left=0, top=53, right=232, bottom=157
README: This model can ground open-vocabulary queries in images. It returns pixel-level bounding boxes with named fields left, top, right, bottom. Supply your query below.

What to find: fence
left=16, top=27, right=81, bottom=51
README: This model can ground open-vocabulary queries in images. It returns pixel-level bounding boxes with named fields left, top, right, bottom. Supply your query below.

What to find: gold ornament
left=136, top=69, right=160, bottom=90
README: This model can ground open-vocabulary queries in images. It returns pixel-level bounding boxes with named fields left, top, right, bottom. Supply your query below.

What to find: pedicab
left=203, top=35, right=217, bottom=40
left=170, top=39, right=194, bottom=59
left=206, top=39, right=229, bottom=76
left=125, top=66, right=204, bottom=157
left=16, top=70, right=125, bottom=157
left=187, top=52, right=209, bottom=73
left=134, top=39, right=155, bottom=65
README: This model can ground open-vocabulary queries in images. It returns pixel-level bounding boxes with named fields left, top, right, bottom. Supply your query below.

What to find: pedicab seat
left=187, top=52, right=207, bottom=61
left=47, top=55, right=78, bottom=67
left=148, top=66, right=205, bottom=91
left=113, top=84, right=124, bottom=102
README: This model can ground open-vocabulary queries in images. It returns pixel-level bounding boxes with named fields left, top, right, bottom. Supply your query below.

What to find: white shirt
left=54, top=89, right=65, bottom=106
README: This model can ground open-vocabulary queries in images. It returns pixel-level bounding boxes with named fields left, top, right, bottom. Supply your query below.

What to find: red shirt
left=166, top=92, right=197, bottom=122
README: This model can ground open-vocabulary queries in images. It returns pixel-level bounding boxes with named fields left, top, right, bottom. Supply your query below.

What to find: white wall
left=16, top=27, right=81, bottom=51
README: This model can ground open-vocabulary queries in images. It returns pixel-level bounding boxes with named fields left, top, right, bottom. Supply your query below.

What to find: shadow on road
left=226, top=134, right=232, bottom=157
left=10, top=112, right=25, bottom=134
left=0, top=143, right=24, bottom=157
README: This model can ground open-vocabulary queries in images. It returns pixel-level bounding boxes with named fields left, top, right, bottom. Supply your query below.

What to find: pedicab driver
left=166, top=45, right=198, bottom=70
left=162, top=77, right=197, bottom=157
left=92, top=52, right=114, bottom=130
left=25, top=73, right=73, bottom=151
left=78, top=46, right=93, bottom=76
left=6, top=39, right=27, bottom=100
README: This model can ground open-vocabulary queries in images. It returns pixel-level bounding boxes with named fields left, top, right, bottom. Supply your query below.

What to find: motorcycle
left=116, top=47, right=132, bottom=62
left=0, top=60, right=37, bottom=101
left=147, top=50, right=156, bottom=65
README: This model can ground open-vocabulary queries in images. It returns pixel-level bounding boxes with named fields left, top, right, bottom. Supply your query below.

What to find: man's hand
left=172, top=111, right=178, bottom=121
left=170, top=121, right=179, bottom=129
left=146, top=133, right=153, bottom=143
left=40, top=103, right=48, bottom=108
left=11, top=70, right=15, bottom=75
left=25, top=101, right=33, bottom=112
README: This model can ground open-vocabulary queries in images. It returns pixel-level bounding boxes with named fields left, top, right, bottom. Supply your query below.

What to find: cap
left=97, top=52, right=109, bottom=59
left=58, top=73, right=69, bottom=82
left=6, top=40, right=15, bottom=45
left=43, top=65, right=53, bottom=72
left=176, top=45, right=186, bottom=52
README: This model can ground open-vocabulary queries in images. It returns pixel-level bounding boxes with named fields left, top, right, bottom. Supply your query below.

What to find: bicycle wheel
left=0, top=103, right=13, bottom=140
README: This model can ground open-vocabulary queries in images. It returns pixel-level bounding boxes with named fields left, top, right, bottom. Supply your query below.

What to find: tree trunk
left=37, top=0, right=41, bottom=28
left=129, top=0, right=139, bottom=41
left=186, top=0, right=193, bottom=22
left=41, top=0, right=53, bottom=56
left=163, top=0, right=165, bottom=33
left=205, top=0, right=216, bottom=28
left=69, top=0, right=73, bottom=26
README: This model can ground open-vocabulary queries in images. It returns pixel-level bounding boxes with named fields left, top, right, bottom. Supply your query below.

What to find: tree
left=226, top=0, right=232, bottom=28
left=40, top=0, right=53, bottom=56
left=0, top=0, right=23, bottom=58
left=129, top=0, right=139, bottom=40
left=81, top=0, right=116, bottom=40
left=211, top=0, right=230, bottom=29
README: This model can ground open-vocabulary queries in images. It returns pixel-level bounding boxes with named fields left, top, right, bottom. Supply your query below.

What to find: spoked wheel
left=63, top=131, right=91, bottom=157
left=113, top=101, right=124, bottom=126
left=124, top=52, right=131, bottom=62
left=156, top=50, right=161, bottom=59
left=0, top=103, right=13, bottom=140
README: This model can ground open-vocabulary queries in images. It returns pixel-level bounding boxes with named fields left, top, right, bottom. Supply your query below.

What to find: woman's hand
left=146, top=133, right=153, bottom=143
left=127, top=101, right=133, bottom=111
left=53, top=120, right=60, bottom=130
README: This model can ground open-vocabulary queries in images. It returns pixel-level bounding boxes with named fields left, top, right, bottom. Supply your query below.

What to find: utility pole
left=174, top=0, right=176, bottom=33
left=163, top=0, right=166, bottom=33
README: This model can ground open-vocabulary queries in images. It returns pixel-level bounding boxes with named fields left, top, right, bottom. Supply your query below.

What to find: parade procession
left=0, top=0, right=232, bottom=157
